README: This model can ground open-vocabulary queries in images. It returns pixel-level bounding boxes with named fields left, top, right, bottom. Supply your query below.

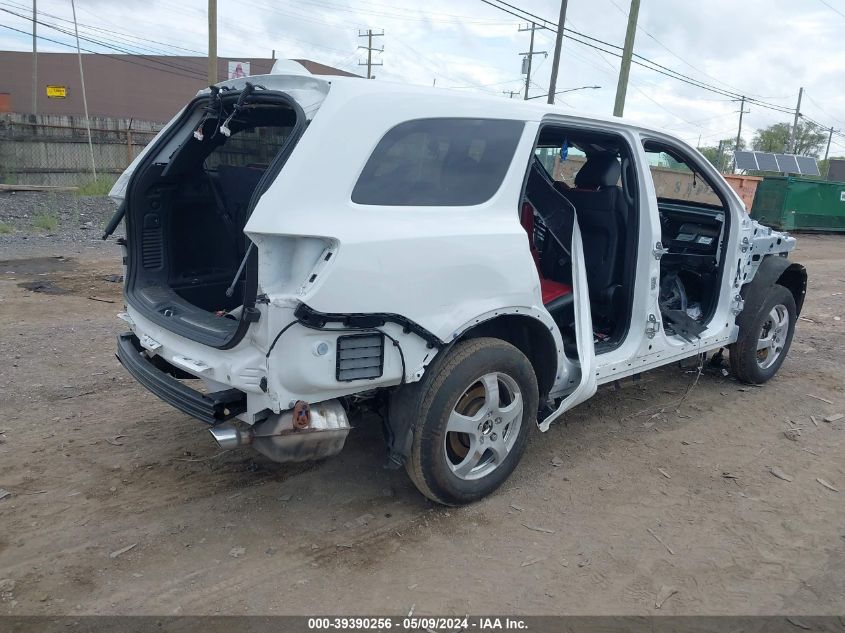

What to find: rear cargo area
left=124, top=86, right=304, bottom=348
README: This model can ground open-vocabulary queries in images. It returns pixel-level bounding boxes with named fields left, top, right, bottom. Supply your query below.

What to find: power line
left=292, top=0, right=517, bottom=26
left=0, top=6, right=291, bottom=85
left=477, top=0, right=799, bottom=117
left=817, top=0, right=845, bottom=19
left=804, top=92, right=845, bottom=128
left=0, top=22, right=206, bottom=82
left=604, top=0, right=772, bottom=99
left=3, top=2, right=361, bottom=84
left=0, top=6, right=208, bottom=78
left=0, top=0, right=206, bottom=56
left=390, top=38, right=515, bottom=95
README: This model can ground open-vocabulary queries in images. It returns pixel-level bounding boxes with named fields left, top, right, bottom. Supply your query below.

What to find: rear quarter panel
left=246, top=86, right=547, bottom=343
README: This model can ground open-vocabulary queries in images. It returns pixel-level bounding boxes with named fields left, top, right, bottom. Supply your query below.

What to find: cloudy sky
left=2, top=0, right=845, bottom=154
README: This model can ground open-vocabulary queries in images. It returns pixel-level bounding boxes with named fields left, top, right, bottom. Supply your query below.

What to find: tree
left=699, top=138, right=745, bottom=171
left=818, top=156, right=845, bottom=180
left=752, top=121, right=827, bottom=157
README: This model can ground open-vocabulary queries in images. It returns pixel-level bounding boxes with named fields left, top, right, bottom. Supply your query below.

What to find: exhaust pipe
left=209, top=423, right=253, bottom=450
left=207, top=399, right=350, bottom=462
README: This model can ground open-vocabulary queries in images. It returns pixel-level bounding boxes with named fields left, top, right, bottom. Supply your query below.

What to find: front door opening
left=523, top=126, right=640, bottom=357
left=642, top=141, right=730, bottom=339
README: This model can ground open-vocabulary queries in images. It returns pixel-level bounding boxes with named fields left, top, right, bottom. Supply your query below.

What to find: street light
left=526, top=85, right=601, bottom=100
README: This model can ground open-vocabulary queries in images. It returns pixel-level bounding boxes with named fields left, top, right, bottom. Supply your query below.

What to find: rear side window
left=352, top=118, right=525, bottom=206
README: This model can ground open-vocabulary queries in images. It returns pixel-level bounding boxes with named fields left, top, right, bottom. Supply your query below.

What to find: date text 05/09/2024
left=307, top=617, right=528, bottom=630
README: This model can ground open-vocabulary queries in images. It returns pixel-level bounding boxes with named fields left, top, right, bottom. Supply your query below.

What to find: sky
left=2, top=0, right=845, bottom=156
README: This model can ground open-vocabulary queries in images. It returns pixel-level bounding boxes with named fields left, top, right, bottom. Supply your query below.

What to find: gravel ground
left=0, top=192, right=122, bottom=258
left=0, top=193, right=843, bottom=617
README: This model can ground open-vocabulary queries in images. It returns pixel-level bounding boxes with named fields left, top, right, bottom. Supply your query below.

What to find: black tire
left=729, top=284, right=796, bottom=384
left=400, top=337, right=539, bottom=506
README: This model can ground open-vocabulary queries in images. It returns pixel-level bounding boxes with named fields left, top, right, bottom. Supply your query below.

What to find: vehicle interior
left=522, top=127, right=640, bottom=356
left=124, top=88, right=300, bottom=347
left=642, top=140, right=730, bottom=340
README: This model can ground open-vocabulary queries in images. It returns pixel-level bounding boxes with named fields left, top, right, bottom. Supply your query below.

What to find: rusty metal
left=292, top=400, right=311, bottom=429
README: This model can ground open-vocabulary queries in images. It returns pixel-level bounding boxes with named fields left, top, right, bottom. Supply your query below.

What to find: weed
left=32, top=213, right=59, bottom=232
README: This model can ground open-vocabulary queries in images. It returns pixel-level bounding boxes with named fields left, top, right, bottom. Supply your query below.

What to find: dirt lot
left=0, top=225, right=843, bottom=616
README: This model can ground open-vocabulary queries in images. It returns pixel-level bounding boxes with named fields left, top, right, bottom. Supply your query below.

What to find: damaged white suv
left=107, top=70, right=806, bottom=505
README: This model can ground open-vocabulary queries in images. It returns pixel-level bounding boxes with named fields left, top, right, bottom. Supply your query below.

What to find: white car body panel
left=115, top=74, right=796, bottom=431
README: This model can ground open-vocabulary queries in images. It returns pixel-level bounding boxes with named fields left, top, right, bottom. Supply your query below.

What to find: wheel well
left=776, top=262, right=807, bottom=316
left=455, top=314, right=558, bottom=399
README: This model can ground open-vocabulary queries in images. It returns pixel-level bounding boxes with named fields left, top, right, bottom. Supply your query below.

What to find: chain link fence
left=0, top=113, right=163, bottom=189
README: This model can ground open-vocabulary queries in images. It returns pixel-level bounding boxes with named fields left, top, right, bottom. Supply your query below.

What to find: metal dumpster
left=751, top=176, right=845, bottom=232
left=723, top=174, right=762, bottom=210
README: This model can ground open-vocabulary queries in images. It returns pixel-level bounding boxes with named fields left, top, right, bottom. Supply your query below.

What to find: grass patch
left=0, top=222, right=12, bottom=234
left=75, top=178, right=116, bottom=197
left=32, top=213, right=59, bottom=232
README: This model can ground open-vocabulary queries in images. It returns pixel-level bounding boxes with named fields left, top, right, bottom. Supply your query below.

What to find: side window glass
left=352, top=118, right=525, bottom=206
left=534, top=145, right=588, bottom=186
left=643, top=145, right=723, bottom=207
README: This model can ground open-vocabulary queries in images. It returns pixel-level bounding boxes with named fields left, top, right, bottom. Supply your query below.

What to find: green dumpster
left=751, top=176, right=845, bottom=232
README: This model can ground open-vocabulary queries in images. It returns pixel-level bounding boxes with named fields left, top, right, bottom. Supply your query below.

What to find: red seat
left=521, top=202, right=573, bottom=305
left=541, top=278, right=572, bottom=304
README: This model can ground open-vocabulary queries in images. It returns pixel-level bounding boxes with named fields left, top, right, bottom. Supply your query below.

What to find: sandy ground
left=0, top=234, right=843, bottom=616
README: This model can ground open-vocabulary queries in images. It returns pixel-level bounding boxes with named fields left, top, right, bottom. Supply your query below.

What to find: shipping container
left=751, top=175, right=845, bottom=232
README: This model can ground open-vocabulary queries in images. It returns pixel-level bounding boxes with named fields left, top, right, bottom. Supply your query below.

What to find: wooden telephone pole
left=613, top=0, right=640, bottom=117
left=546, top=0, right=569, bottom=104
left=32, top=0, right=37, bottom=115
left=207, top=0, right=217, bottom=85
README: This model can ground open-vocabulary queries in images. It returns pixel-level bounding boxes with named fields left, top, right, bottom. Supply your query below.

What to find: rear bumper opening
left=116, top=332, right=246, bottom=425
left=123, top=86, right=307, bottom=349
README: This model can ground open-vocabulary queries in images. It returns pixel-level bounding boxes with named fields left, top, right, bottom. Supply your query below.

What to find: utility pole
left=613, top=0, right=640, bottom=117
left=502, top=90, right=520, bottom=99
left=207, top=0, right=217, bottom=85
left=824, top=126, right=834, bottom=161
left=733, top=96, right=749, bottom=169
left=786, top=86, right=803, bottom=154
left=546, top=0, right=569, bottom=104
left=824, top=126, right=835, bottom=178
left=518, top=22, right=547, bottom=100
left=716, top=140, right=725, bottom=172
left=358, top=29, right=384, bottom=79
left=32, top=0, right=37, bottom=116
left=70, top=0, right=96, bottom=181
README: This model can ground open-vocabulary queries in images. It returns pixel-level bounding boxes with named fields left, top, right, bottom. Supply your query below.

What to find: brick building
left=0, top=52, right=357, bottom=122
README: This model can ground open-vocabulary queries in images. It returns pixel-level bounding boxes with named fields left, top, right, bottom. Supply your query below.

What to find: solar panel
left=754, top=152, right=780, bottom=172
left=775, top=154, right=800, bottom=174
left=829, top=158, right=845, bottom=181
left=796, top=155, right=820, bottom=176
left=734, top=151, right=758, bottom=171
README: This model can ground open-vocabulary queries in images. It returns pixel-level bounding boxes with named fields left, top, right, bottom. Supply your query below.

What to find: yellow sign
left=46, top=85, right=67, bottom=99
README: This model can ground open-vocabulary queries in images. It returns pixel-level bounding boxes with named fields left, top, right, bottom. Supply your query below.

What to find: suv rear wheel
left=730, top=284, right=796, bottom=384
left=402, top=338, right=538, bottom=505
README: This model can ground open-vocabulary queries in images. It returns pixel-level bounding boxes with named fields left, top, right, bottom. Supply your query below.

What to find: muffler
left=208, top=399, right=350, bottom=463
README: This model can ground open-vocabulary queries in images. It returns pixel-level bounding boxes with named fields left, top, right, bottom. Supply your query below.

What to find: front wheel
left=402, top=338, right=538, bottom=506
left=730, top=284, right=797, bottom=384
